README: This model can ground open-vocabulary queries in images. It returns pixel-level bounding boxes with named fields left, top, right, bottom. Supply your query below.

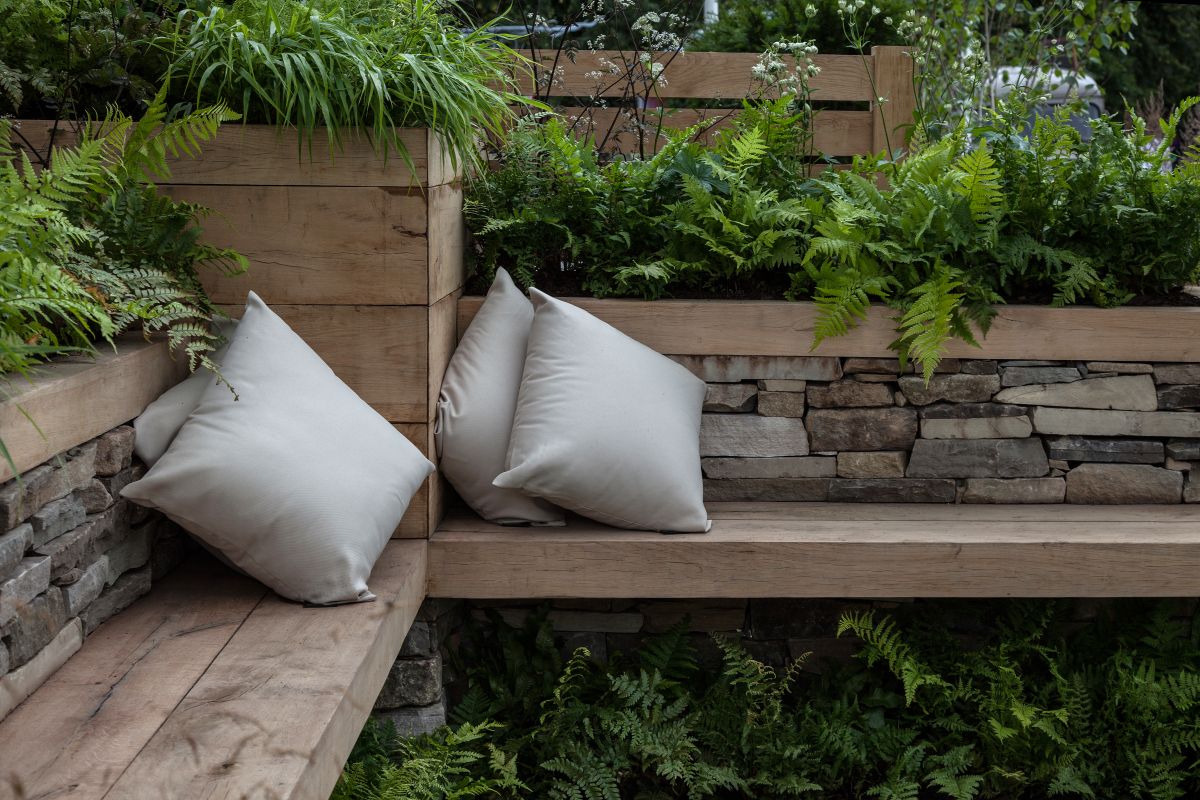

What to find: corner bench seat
left=428, top=503, right=1200, bottom=598
left=0, top=540, right=426, bottom=800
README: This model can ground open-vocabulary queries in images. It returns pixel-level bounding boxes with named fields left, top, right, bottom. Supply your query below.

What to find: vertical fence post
left=870, top=45, right=917, bottom=157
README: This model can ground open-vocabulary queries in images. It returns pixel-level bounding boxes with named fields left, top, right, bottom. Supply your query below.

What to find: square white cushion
left=133, top=318, right=238, bottom=468
left=494, top=290, right=710, bottom=532
left=436, top=269, right=563, bottom=525
left=122, top=292, right=433, bottom=605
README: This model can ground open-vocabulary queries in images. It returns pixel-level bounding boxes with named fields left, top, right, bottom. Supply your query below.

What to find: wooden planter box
left=13, top=121, right=466, bottom=536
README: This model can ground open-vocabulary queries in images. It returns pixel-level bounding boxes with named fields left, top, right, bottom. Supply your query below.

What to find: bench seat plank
left=429, top=504, right=1200, bottom=599
left=104, top=539, right=426, bottom=800
left=0, top=558, right=268, bottom=800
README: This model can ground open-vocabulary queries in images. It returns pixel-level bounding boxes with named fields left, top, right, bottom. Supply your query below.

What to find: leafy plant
left=163, top=0, right=526, bottom=168
left=341, top=600, right=1200, bottom=800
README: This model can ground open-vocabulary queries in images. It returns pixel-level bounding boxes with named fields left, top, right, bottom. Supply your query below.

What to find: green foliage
left=341, top=600, right=1200, bottom=800
left=163, top=0, right=525, bottom=166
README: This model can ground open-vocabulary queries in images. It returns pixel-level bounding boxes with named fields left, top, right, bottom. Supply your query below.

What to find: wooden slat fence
left=517, top=46, right=915, bottom=157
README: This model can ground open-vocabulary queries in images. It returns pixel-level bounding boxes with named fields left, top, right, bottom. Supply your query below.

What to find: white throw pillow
left=436, top=269, right=563, bottom=525
left=122, top=292, right=433, bottom=605
left=133, top=318, right=238, bottom=468
left=494, top=290, right=710, bottom=532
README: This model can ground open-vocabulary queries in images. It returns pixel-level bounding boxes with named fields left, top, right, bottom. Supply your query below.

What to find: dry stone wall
left=680, top=356, right=1200, bottom=504
left=0, top=425, right=188, bottom=719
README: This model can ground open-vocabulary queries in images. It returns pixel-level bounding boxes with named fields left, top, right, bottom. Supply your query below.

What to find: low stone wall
left=0, top=425, right=188, bottom=719
left=682, top=356, right=1200, bottom=504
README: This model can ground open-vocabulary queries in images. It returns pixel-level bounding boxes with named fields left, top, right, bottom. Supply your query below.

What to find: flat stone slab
left=1086, top=362, right=1153, bottom=375
left=703, top=478, right=829, bottom=502
left=994, top=375, right=1157, bottom=411
left=827, top=479, right=955, bottom=503
left=1158, top=385, right=1200, bottom=409
left=961, top=361, right=998, bottom=375
left=807, top=381, right=893, bottom=408
left=807, top=408, right=918, bottom=452
left=702, top=457, right=836, bottom=479
left=1000, top=366, right=1081, bottom=387
left=921, top=403, right=1026, bottom=419
left=1031, top=408, right=1200, bottom=438
left=898, top=375, right=1000, bottom=405
left=843, top=358, right=959, bottom=374
left=757, top=391, right=806, bottom=417
left=1065, top=463, right=1183, bottom=504
left=703, top=384, right=757, bottom=413
left=962, top=478, right=1066, bottom=504
left=670, top=355, right=842, bottom=382
left=836, top=451, right=908, bottom=478
left=907, top=439, right=1049, bottom=478
left=700, top=415, right=809, bottom=457
left=0, top=524, right=32, bottom=580
left=1154, top=365, right=1200, bottom=385
left=1045, top=436, right=1164, bottom=464
left=757, top=380, right=807, bottom=391
left=921, top=415, right=1032, bottom=439
left=1187, top=477, right=1200, bottom=503
left=1167, top=440, right=1200, bottom=460
left=0, top=556, right=51, bottom=630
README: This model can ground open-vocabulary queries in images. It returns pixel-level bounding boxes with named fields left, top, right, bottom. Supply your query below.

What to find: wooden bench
left=0, top=541, right=425, bottom=800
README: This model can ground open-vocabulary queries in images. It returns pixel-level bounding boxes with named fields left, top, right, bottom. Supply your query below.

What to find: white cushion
left=133, top=319, right=238, bottom=468
left=122, top=292, right=433, bottom=605
left=494, top=290, right=710, bottom=532
left=436, top=269, right=563, bottom=525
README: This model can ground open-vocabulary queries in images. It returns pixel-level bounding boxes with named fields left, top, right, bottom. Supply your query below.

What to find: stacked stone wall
left=682, top=356, right=1200, bottom=503
left=0, top=425, right=188, bottom=718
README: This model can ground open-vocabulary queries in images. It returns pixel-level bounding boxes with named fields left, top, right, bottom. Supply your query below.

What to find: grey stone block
left=101, top=465, right=144, bottom=498
left=1167, top=440, right=1200, bottom=460
left=921, top=415, right=1032, bottom=439
left=77, top=480, right=112, bottom=514
left=757, top=379, right=807, bottom=391
left=1158, top=385, right=1200, bottom=409
left=702, top=456, right=835, bottom=479
left=375, top=654, right=443, bottom=709
left=375, top=701, right=447, bottom=738
left=836, top=451, right=908, bottom=478
left=1030, top=408, right=1200, bottom=438
left=807, top=381, right=893, bottom=408
left=1065, top=464, right=1183, bottom=504
left=0, top=556, right=51, bottom=630
left=94, top=426, right=136, bottom=477
left=703, top=478, right=829, bottom=501
left=961, top=360, right=998, bottom=375
left=0, top=640, right=8, bottom=676
left=0, top=524, right=32, bottom=579
left=29, top=494, right=86, bottom=548
left=898, top=374, right=1000, bottom=405
left=1086, top=362, right=1153, bottom=375
left=669, top=355, right=842, bottom=382
left=80, top=565, right=151, bottom=635
left=700, top=415, right=809, bottom=457
left=994, top=375, right=1157, bottom=411
left=907, top=439, right=1049, bottom=479
left=1000, top=366, right=1081, bottom=387
left=828, top=478, right=956, bottom=503
left=104, top=525, right=152, bottom=585
left=843, top=358, right=959, bottom=374
left=4, top=587, right=67, bottom=668
left=756, top=391, right=806, bottom=417
left=703, top=383, right=757, bottom=412
left=399, top=621, right=436, bottom=658
left=962, top=478, right=1066, bottom=504
left=808, top=408, right=918, bottom=452
left=1154, top=365, right=1200, bottom=385
left=1045, top=436, right=1163, bottom=464
left=1186, top=476, right=1200, bottom=503
left=63, top=556, right=108, bottom=617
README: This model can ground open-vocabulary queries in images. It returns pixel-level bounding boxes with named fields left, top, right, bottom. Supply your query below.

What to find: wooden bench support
left=0, top=540, right=426, bottom=800
left=429, top=503, right=1200, bottom=598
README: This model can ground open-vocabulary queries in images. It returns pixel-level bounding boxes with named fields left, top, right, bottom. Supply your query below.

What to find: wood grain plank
left=428, top=505, right=1200, bottom=598
left=518, top=50, right=873, bottom=101
left=427, top=184, right=467, bottom=304
left=219, top=304, right=430, bottom=422
left=0, top=558, right=266, bottom=800
left=0, top=338, right=187, bottom=482
left=166, top=185, right=431, bottom=306
left=561, top=108, right=873, bottom=156
left=105, top=541, right=427, bottom=800
left=427, top=291, right=460, bottom=425
left=457, top=297, right=1200, bottom=362
left=394, top=424, right=435, bottom=540
left=870, top=45, right=916, bottom=155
